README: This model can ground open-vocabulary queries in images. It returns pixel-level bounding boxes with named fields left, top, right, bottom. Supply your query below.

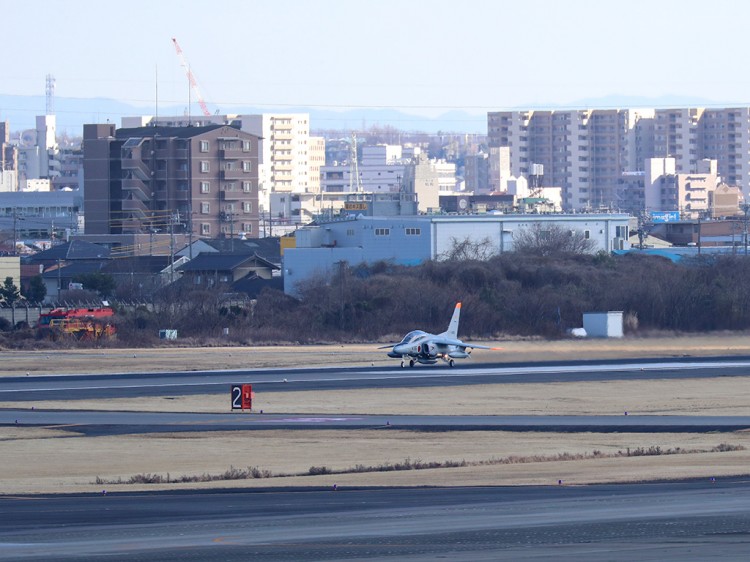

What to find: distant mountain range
left=0, top=93, right=738, bottom=137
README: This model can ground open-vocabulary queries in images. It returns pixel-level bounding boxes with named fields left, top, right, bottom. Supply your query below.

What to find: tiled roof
left=29, top=240, right=111, bottom=262
left=177, top=253, right=263, bottom=272
left=41, top=260, right=107, bottom=279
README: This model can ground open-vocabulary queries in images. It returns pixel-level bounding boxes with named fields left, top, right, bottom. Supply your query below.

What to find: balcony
left=220, top=189, right=242, bottom=201
left=220, top=148, right=241, bottom=159
left=220, top=169, right=243, bottom=180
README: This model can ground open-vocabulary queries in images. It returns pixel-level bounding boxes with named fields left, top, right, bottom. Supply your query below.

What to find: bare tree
left=512, top=224, right=595, bottom=256
left=439, top=236, right=497, bottom=261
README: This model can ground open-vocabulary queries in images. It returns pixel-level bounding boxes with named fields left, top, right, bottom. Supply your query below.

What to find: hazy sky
left=5, top=0, right=750, bottom=118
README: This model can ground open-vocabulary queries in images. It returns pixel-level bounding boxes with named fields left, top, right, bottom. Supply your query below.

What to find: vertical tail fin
left=441, top=302, right=461, bottom=339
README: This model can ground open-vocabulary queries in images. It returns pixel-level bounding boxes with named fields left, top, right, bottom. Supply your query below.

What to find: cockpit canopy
left=399, top=330, right=427, bottom=345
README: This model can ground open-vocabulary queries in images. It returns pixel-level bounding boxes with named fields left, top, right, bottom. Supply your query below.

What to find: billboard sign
left=651, top=211, right=680, bottom=223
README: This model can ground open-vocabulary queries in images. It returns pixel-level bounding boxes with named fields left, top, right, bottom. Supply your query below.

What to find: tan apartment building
left=83, top=123, right=260, bottom=240
left=488, top=108, right=658, bottom=212
left=488, top=107, right=750, bottom=215
left=644, top=158, right=723, bottom=219
left=711, top=183, right=743, bottom=219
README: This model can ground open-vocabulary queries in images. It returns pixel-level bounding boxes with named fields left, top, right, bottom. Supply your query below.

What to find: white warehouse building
left=283, top=213, right=630, bottom=296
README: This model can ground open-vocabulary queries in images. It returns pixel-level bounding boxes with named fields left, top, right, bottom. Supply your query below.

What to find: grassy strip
left=94, top=443, right=744, bottom=486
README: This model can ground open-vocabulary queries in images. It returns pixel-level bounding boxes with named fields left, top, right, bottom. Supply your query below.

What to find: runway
left=3, top=356, right=750, bottom=559
left=3, top=357, right=750, bottom=401
left=2, top=480, right=750, bottom=560
left=3, top=409, right=750, bottom=436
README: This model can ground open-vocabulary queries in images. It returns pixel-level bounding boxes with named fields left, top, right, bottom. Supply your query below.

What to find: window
left=201, top=202, right=210, bottom=214
left=201, top=223, right=210, bottom=235
left=242, top=181, right=252, bottom=193
left=199, top=140, right=209, bottom=152
left=200, top=161, right=210, bottom=173
left=375, top=228, right=390, bottom=236
left=242, top=140, right=252, bottom=152
left=584, top=230, right=591, bottom=239
left=242, top=223, right=253, bottom=233
left=405, top=228, right=421, bottom=236
left=616, top=225, right=627, bottom=238
left=242, top=161, right=252, bottom=172
left=200, top=181, right=210, bottom=193
left=243, top=201, right=252, bottom=213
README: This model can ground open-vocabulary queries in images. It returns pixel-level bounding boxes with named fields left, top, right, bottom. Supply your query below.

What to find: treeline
left=93, top=252, right=750, bottom=343
left=278, top=252, right=750, bottom=341
left=4, top=251, right=750, bottom=348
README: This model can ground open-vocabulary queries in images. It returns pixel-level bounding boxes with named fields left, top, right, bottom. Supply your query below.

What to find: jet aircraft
left=379, top=302, right=498, bottom=367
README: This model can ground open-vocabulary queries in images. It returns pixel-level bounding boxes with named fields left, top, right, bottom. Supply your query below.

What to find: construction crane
left=171, top=37, right=212, bottom=117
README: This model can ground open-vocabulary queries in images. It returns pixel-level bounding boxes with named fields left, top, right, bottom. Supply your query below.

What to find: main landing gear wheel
left=409, top=359, right=415, bottom=368
left=449, top=359, right=455, bottom=368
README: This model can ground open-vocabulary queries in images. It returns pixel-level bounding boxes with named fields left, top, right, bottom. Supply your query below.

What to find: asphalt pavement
left=2, top=480, right=750, bottom=560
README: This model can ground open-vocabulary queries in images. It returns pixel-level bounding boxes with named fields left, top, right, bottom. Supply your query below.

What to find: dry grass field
left=2, top=334, right=750, bottom=494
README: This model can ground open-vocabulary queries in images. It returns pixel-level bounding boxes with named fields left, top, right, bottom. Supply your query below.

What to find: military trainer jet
left=379, top=302, right=498, bottom=367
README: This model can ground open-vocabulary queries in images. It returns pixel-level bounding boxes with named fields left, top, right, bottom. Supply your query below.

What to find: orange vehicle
left=36, top=307, right=116, bottom=340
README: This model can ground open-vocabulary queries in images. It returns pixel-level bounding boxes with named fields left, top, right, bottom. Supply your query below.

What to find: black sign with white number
left=231, top=385, right=243, bottom=410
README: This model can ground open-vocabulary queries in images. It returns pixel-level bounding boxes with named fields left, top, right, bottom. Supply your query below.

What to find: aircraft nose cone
left=393, top=344, right=407, bottom=355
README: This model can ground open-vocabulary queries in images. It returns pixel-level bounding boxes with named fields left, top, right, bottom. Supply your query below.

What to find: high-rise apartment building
left=241, top=114, right=313, bottom=214
left=83, top=123, right=260, bottom=239
left=488, top=107, right=750, bottom=214
left=0, top=121, right=18, bottom=192
left=123, top=113, right=315, bottom=219
left=488, top=108, right=656, bottom=212
left=18, top=115, right=61, bottom=190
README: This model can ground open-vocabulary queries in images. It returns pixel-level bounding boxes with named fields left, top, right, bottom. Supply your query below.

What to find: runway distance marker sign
left=231, top=384, right=252, bottom=410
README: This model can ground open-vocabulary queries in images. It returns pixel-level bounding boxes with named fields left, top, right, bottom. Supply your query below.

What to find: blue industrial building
left=283, top=213, right=630, bottom=296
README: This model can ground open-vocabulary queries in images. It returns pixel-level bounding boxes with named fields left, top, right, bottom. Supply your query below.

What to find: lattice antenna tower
left=349, top=132, right=362, bottom=192
left=45, top=74, right=55, bottom=115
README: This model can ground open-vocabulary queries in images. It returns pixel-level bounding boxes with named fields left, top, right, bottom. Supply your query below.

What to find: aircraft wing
left=429, top=337, right=500, bottom=350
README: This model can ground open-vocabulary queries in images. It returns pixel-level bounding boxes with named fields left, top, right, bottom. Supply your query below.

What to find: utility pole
left=169, top=213, right=175, bottom=283
left=742, top=203, right=750, bottom=256
left=12, top=207, right=17, bottom=256
left=229, top=211, right=235, bottom=252
left=697, top=215, right=701, bottom=255
left=188, top=203, right=194, bottom=260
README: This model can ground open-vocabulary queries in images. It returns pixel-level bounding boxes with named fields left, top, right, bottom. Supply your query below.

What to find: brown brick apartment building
left=83, top=123, right=260, bottom=240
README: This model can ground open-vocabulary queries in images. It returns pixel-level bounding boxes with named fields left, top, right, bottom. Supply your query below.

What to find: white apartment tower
left=243, top=114, right=312, bottom=215
left=17, top=115, right=61, bottom=189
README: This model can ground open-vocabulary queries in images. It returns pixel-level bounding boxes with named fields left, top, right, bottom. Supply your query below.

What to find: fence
left=0, top=301, right=154, bottom=328
left=0, top=304, right=51, bottom=327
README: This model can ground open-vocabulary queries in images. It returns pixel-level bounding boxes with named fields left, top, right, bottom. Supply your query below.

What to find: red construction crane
left=171, top=37, right=212, bottom=117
